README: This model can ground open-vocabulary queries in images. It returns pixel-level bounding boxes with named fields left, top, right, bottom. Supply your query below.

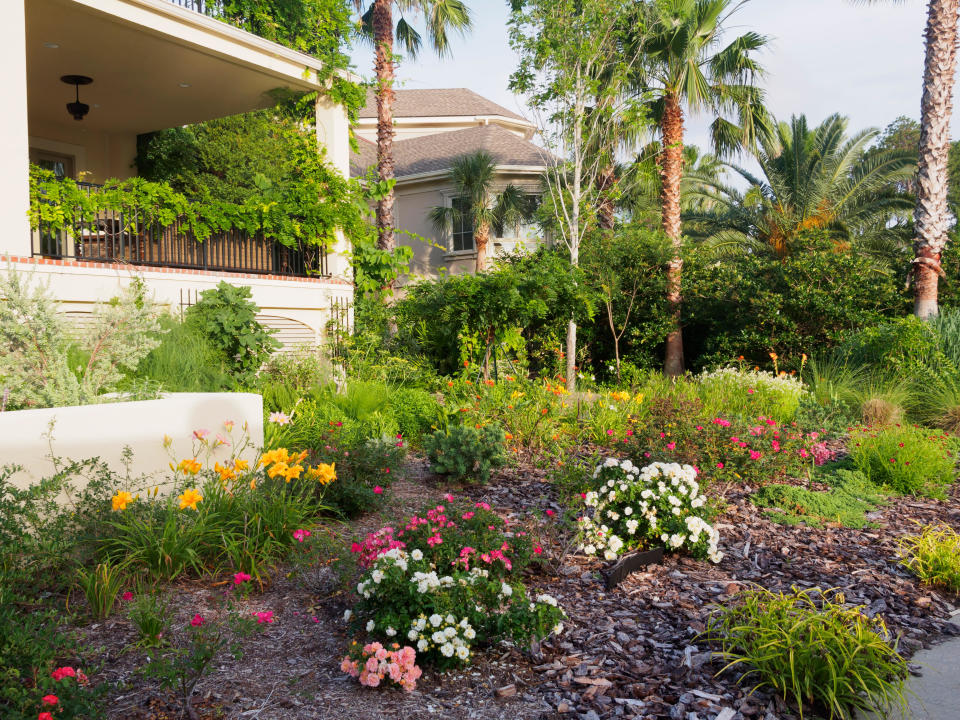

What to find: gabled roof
left=351, top=124, right=549, bottom=179
left=357, top=88, right=528, bottom=122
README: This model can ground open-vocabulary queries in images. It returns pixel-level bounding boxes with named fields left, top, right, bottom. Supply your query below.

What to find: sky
left=348, top=0, right=960, bottom=156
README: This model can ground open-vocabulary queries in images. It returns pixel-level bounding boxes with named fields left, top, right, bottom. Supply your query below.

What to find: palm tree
left=687, top=114, right=917, bottom=259
left=353, top=0, right=471, bottom=258
left=860, top=1, right=959, bottom=317
left=428, top=151, right=532, bottom=273
left=631, top=0, right=774, bottom=376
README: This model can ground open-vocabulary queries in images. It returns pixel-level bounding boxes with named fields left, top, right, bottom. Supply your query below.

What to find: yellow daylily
left=111, top=490, right=137, bottom=512
left=178, top=488, right=203, bottom=511
left=310, top=462, right=337, bottom=485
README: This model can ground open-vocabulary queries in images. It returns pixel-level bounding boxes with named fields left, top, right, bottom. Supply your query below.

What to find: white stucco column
left=316, top=93, right=353, bottom=283
left=1, top=0, right=32, bottom=257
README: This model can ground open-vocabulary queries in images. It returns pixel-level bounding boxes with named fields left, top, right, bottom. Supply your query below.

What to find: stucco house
left=351, top=89, right=548, bottom=279
left=2, top=0, right=354, bottom=346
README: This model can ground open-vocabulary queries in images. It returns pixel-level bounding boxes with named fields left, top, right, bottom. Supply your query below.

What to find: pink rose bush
left=341, top=641, right=422, bottom=692
left=345, top=497, right=565, bottom=671
left=579, top=459, right=723, bottom=564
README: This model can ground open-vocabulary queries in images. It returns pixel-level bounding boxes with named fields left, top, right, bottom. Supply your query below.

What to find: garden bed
left=62, top=456, right=960, bottom=720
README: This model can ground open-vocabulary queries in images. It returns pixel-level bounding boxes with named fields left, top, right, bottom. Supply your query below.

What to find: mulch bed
left=70, top=456, right=960, bottom=720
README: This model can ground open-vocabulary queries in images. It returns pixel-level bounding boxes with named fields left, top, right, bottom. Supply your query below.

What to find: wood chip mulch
left=68, top=457, right=960, bottom=720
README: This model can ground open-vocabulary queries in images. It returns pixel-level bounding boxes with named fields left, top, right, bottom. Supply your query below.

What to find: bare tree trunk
left=606, top=299, right=621, bottom=382
left=373, top=0, right=396, bottom=263
left=914, top=0, right=959, bottom=319
left=475, top=221, right=490, bottom=273
left=660, top=92, right=685, bottom=376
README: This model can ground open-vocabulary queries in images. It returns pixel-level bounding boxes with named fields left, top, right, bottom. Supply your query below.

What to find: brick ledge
left=5, top=256, right=352, bottom=287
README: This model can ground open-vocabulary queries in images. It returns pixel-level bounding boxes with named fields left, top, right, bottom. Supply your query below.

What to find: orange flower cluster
left=259, top=448, right=308, bottom=482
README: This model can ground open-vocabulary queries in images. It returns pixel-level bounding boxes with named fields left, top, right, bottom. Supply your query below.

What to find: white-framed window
left=450, top=196, right=475, bottom=252
left=496, top=193, right=541, bottom=240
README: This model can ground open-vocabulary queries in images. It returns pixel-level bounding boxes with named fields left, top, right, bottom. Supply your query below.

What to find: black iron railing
left=34, top=182, right=328, bottom=279
left=167, top=0, right=223, bottom=15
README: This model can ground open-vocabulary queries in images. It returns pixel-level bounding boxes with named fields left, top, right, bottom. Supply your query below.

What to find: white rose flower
left=386, top=627, right=396, bottom=637
left=430, top=613, right=443, bottom=627
left=417, top=638, right=428, bottom=651
left=408, top=628, right=418, bottom=640
left=432, top=631, right=446, bottom=644
left=371, top=569, right=384, bottom=584
left=343, top=609, right=352, bottom=621
left=501, top=582, right=513, bottom=597
left=456, top=645, right=470, bottom=660
left=411, top=549, right=424, bottom=561
left=465, top=627, right=476, bottom=639
left=445, top=614, right=455, bottom=624
left=624, top=506, right=633, bottom=516
left=440, top=643, right=455, bottom=657
left=366, top=620, right=375, bottom=631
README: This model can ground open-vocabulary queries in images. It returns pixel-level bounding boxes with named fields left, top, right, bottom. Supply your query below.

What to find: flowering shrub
left=341, top=641, right=422, bottom=691
left=697, top=367, right=808, bottom=422
left=578, top=459, right=723, bottom=563
left=633, top=415, right=820, bottom=486
left=346, top=498, right=564, bottom=670
left=849, top=425, right=957, bottom=498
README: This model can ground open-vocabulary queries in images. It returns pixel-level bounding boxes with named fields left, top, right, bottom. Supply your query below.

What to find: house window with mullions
left=450, top=197, right=474, bottom=252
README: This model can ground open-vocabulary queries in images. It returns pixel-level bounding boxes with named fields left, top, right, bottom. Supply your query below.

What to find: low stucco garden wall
left=0, top=392, right=263, bottom=490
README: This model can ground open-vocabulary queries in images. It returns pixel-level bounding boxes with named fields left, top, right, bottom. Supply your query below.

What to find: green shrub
left=128, top=590, right=171, bottom=648
left=898, top=525, right=960, bottom=593
left=696, top=367, right=807, bottom=422
left=309, top=432, right=406, bottom=518
left=708, top=586, right=908, bottom=720
left=0, top=604, right=105, bottom=720
left=751, top=469, right=885, bottom=528
left=0, top=270, right=162, bottom=409
left=848, top=425, right=956, bottom=497
left=131, top=316, right=232, bottom=392
left=185, top=281, right=279, bottom=385
left=75, top=561, right=127, bottom=620
left=387, top=387, right=444, bottom=443
left=425, top=424, right=508, bottom=483
left=838, top=316, right=944, bottom=378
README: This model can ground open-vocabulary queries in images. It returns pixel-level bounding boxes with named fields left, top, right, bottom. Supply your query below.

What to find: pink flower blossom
left=51, top=667, right=76, bottom=681
left=193, top=429, right=210, bottom=440
left=254, top=611, right=274, bottom=624
left=293, top=529, right=312, bottom=543
left=747, top=388, right=755, bottom=394
left=534, top=545, right=543, bottom=554
left=233, top=571, right=252, bottom=585
left=373, top=486, right=383, bottom=495
left=749, top=450, right=762, bottom=461
left=716, top=462, right=724, bottom=469
left=546, top=509, right=556, bottom=517
left=121, top=591, right=134, bottom=601
left=606, top=429, right=614, bottom=436
left=190, top=614, right=204, bottom=627
left=444, top=493, right=454, bottom=502
left=666, top=442, right=676, bottom=450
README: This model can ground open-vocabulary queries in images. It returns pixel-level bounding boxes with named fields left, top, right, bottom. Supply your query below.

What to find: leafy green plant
left=708, top=586, right=908, bottom=720
left=898, top=525, right=960, bottom=593
left=387, top=387, right=444, bottom=444
left=128, top=590, right=171, bottom=648
left=425, top=424, right=508, bottom=483
left=0, top=269, right=162, bottom=410
left=696, top=367, right=807, bottom=423
left=130, top=315, right=232, bottom=392
left=75, top=562, right=127, bottom=620
left=751, top=469, right=885, bottom=528
left=848, top=424, right=956, bottom=498
left=186, top=282, right=279, bottom=385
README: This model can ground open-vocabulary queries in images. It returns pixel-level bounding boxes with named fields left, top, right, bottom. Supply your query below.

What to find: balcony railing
left=167, top=0, right=223, bottom=15
left=33, top=182, right=328, bottom=279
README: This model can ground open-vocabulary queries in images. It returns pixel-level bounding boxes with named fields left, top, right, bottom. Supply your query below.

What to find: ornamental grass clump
left=345, top=496, right=564, bottom=670
left=708, top=587, right=908, bottom=720
left=577, top=459, right=722, bottom=563
left=848, top=424, right=956, bottom=498
left=897, top=525, right=960, bottom=593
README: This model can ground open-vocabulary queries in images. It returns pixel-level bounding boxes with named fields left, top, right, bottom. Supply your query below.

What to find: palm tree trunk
left=475, top=221, right=490, bottom=273
left=373, top=0, right=396, bottom=260
left=597, top=164, right=617, bottom=233
left=660, top=92, right=685, bottom=376
left=914, top=0, right=959, bottom=319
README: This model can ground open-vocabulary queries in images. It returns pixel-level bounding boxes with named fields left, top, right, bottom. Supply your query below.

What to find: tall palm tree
left=353, top=1, right=471, bottom=258
left=688, top=114, right=917, bottom=259
left=631, top=0, right=774, bottom=376
left=861, top=0, right=959, bottom=317
left=428, top=151, right=532, bottom=272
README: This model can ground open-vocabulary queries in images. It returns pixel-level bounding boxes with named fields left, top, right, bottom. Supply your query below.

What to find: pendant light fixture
left=61, top=75, right=93, bottom=121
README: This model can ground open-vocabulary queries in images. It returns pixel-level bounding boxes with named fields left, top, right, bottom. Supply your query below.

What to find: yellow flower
left=177, top=458, right=202, bottom=475
left=162, top=434, right=173, bottom=449
left=283, top=464, right=304, bottom=482
left=311, top=462, right=337, bottom=485
left=259, top=448, right=291, bottom=468
left=267, top=462, right=289, bottom=479
left=111, top=490, right=137, bottom=512
left=249, top=478, right=257, bottom=491
left=178, top=488, right=203, bottom=511
left=215, top=462, right=237, bottom=482
left=233, top=458, right=250, bottom=472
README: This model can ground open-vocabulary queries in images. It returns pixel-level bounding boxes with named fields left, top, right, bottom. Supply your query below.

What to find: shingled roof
left=357, top=88, right=527, bottom=122
left=351, top=124, right=549, bottom=179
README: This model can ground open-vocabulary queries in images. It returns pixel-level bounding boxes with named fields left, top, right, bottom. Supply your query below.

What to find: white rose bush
left=578, top=459, right=724, bottom=564
left=346, top=497, right=565, bottom=671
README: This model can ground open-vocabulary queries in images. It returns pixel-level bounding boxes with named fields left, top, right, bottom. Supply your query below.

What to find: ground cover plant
left=708, top=586, right=908, bottom=720
left=750, top=468, right=886, bottom=528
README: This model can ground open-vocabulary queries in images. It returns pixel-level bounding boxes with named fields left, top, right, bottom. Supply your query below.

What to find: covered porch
left=4, top=0, right=350, bottom=277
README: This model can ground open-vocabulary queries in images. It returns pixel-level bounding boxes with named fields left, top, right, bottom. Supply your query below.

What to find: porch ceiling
left=26, top=0, right=322, bottom=136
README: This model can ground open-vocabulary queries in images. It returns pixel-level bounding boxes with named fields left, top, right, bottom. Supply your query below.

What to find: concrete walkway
left=862, top=616, right=960, bottom=720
